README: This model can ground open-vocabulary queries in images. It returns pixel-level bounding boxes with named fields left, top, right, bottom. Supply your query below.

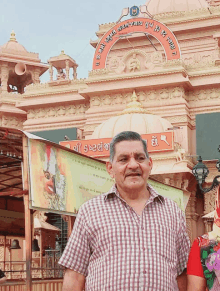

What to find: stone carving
left=111, top=49, right=165, bottom=74
left=66, top=105, right=76, bottom=115
left=102, top=95, right=112, bottom=105
left=171, top=87, right=184, bottom=98
left=183, top=52, right=215, bottom=69
left=160, top=89, right=170, bottom=99
left=2, top=115, right=25, bottom=129
left=204, top=189, right=216, bottom=214
left=137, top=91, right=147, bottom=102
left=113, top=94, right=123, bottom=105
left=91, top=96, right=101, bottom=107
left=89, top=68, right=110, bottom=77
left=109, top=58, right=120, bottom=71
left=57, top=106, right=66, bottom=116
left=189, top=88, right=220, bottom=102
left=145, top=51, right=164, bottom=70
left=26, top=103, right=89, bottom=120
left=154, top=6, right=219, bottom=24
left=128, top=53, right=141, bottom=72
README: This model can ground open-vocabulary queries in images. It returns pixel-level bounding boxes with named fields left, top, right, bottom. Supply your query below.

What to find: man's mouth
left=126, top=173, right=141, bottom=177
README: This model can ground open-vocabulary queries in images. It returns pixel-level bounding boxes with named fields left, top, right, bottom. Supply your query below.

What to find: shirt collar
left=104, top=183, right=164, bottom=204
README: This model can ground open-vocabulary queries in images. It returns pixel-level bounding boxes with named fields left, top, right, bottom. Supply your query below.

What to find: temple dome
left=146, top=0, right=208, bottom=15
left=91, top=91, right=172, bottom=139
left=0, top=30, right=27, bottom=53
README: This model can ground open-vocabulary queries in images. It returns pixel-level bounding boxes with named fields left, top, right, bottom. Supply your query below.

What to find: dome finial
left=119, top=90, right=149, bottom=115
left=10, top=30, right=17, bottom=42
left=60, top=50, right=65, bottom=55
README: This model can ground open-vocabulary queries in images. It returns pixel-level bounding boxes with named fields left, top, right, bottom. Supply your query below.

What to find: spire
left=120, top=91, right=149, bottom=115
left=10, top=30, right=17, bottom=42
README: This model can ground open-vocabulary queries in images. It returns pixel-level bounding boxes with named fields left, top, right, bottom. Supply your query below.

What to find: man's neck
left=116, top=184, right=150, bottom=204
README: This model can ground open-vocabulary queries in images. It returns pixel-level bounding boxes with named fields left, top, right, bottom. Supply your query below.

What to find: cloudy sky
left=1, top=0, right=149, bottom=81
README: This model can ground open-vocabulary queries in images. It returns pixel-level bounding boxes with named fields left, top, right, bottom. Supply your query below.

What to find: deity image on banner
left=42, top=145, right=67, bottom=211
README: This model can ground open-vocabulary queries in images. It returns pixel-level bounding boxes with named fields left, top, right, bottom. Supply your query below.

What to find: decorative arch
left=93, top=18, right=181, bottom=70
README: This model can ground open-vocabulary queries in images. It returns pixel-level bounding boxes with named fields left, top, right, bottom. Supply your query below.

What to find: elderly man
left=59, top=131, right=190, bottom=291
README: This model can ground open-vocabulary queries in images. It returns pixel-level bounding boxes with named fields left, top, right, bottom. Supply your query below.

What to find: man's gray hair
left=109, top=131, right=149, bottom=162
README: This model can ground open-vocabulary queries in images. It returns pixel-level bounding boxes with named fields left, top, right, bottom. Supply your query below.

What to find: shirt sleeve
left=176, top=209, right=191, bottom=276
left=58, top=206, right=91, bottom=276
left=187, top=239, right=204, bottom=278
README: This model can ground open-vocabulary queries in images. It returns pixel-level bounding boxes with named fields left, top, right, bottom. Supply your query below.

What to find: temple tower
left=0, top=31, right=48, bottom=129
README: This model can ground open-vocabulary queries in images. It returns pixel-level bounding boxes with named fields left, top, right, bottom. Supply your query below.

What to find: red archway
left=93, top=18, right=181, bottom=70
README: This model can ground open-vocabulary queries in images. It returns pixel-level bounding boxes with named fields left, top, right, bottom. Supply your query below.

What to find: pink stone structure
left=2, top=0, right=220, bottom=245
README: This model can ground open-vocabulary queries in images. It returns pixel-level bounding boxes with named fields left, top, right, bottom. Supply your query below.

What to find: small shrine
left=48, top=50, right=78, bottom=84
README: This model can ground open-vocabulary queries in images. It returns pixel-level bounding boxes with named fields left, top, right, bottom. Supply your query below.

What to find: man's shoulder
left=148, top=184, right=183, bottom=213
left=79, top=191, right=109, bottom=211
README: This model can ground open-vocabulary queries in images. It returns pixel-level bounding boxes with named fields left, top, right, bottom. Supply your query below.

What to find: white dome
left=91, top=113, right=172, bottom=139
left=147, top=0, right=208, bottom=15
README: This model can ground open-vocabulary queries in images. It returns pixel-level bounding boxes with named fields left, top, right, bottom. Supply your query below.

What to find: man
left=59, top=131, right=190, bottom=291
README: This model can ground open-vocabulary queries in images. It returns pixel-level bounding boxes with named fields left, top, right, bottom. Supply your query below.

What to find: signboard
left=196, top=112, right=220, bottom=161
left=60, top=131, right=174, bottom=158
left=93, top=17, right=181, bottom=69
left=28, top=137, right=183, bottom=216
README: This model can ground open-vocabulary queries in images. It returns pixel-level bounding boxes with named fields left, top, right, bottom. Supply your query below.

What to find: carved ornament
left=27, top=102, right=89, bottom=120
left=154, top=6, right=220, bottom=24
left=204, top=189, right=216, bottom=214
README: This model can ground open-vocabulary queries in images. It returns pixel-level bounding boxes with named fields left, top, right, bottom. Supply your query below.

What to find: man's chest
left=87, top=199, right=178, bottom=261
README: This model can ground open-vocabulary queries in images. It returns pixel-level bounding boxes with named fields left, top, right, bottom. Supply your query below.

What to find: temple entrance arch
left=92, top=18, right=181, bottom=70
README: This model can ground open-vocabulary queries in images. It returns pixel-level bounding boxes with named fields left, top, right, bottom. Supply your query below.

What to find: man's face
left=106, top=140, right=153, bottom=194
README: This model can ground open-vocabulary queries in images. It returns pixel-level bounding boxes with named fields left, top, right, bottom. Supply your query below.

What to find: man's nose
left=127, top=157, right=139, bottom=168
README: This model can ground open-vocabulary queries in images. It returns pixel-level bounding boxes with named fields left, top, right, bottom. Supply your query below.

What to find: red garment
left=187, top=238, right=205, bottom=278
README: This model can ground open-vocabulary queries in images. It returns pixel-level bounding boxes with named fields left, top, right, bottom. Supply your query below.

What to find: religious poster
left=28, top=138, right=184, bottom=215
left=28, top=138, right=113, bottom=215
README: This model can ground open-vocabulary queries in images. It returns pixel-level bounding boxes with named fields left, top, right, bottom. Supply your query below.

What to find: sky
left=0, top=0, right=148, bottom=82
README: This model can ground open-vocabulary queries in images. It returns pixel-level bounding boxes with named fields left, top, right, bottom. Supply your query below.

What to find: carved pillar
left=73, top=67, right=77, bottom=80
left=65, top=60, right=69, bottom=80
left=33, top=69, right=41, bottom=84
left=1, top=64, right=9, bottom=92
left=204, top=219, right=213, bottom=233
left=203, top=189, right=216, bottom=232
left=49, top=63, right=53, bottom=81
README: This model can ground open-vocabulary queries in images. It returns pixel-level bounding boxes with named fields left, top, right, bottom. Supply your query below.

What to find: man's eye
left=137, top=156, right=146, bottom=162
left=119, top=158, right=127, bottom=162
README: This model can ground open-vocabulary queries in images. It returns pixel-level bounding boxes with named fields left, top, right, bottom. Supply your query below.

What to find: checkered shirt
left=59, top=184, right=190, bottom=291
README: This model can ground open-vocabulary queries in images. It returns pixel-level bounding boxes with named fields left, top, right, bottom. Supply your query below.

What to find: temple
left=1, top=0, right=220, bottom=288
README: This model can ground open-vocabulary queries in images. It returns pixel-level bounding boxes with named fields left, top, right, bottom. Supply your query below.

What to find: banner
left=28, top=138, right=184, bottom=215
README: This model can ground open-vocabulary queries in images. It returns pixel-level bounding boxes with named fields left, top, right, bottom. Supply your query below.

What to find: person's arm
left=0, top=276, right=6, bottom=284
left=187, top=275, right=206, bottom=291
left=187, top=239, right=207, bottom=291
left=177, top=268, right=187, bottom=291
left=62, top=269, right=85, bottom=291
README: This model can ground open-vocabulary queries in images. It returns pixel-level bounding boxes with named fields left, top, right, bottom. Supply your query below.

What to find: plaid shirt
left=59, top=184, right=190, bottom=291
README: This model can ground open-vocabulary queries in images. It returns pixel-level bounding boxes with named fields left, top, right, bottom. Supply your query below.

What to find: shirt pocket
left=149, top=223, right=177, bottom=264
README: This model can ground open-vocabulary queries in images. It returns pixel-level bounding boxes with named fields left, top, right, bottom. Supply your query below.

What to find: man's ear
left=106, top=161, right=114, bottom=179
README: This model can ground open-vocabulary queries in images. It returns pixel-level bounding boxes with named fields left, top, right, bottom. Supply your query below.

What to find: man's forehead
left=114, top=140, right=145, bottom=154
